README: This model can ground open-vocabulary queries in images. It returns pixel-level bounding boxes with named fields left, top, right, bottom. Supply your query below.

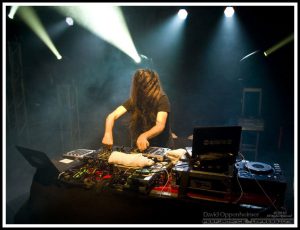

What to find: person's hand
left=102, top=133, right=113, bottom=147
left=136, top=134, right=149, bottom=151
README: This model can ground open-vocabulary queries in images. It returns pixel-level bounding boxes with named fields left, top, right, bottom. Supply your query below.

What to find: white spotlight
left=66, top=17, right=74, bottom=26
left=224, top=7, right=235, bottom=17
left=134, top=56, right=141, bottom=63
left=8, top=5, right=19, bottom=19
left=55, top=6, right=140, bottom=63
left=18, top=6, right=62, bottom=61
left=178, top=9, right=188, bottom=20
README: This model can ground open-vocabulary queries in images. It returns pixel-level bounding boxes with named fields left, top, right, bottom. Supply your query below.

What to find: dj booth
left=14, top=126, right=289, bottom=224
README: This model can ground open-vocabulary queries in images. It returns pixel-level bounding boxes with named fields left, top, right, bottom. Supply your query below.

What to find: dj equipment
left=191, top=126, right=242, bottom=175
left=58, top=152, right=114, bottom=189
left=17, top=145, right=84, bottom=174
left=192, top=126, right=241, bottom=160
left=178, top=167, right=236, bottom=200
left=171, top=162, right=190, bottom=187
left=190, top=152, right=236, bottom=174
left=234, top=160, right=287, bottom=207
left=174, top=159, right=237, bottom=200
left=16, top=145, right=87, bottom=186
left=62, top=149, right=95, bottom=160
left=243, top=161, right=274, bottom=174
left=58, top=146, right=173, bottom=191
left=141, top=147, right=170, bottom=162
left=124, top=161, right=173, bottom=194
left=177, top=126, right=242, bottom=200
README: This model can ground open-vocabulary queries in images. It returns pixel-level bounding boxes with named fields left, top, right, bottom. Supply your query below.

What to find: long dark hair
left=129, top=69, right=164, bottom=136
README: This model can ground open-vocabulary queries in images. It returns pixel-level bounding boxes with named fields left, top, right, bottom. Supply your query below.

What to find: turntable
left=235, top=160, right=284, bottom=180
left=234, top=160, right=287, bottom=207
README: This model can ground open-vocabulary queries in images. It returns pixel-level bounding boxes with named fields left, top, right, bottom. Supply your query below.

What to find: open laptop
left=190, top=126, right=242, bottom=171
left=16, top=145, right=83, bottom=173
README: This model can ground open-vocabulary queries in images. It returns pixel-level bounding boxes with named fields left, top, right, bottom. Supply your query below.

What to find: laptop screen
left=192, top=126, right=242, bottom=158
left=16, top=145, right=59, bottom=172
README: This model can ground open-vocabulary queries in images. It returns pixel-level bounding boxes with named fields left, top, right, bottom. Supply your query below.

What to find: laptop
left=191, top=126, right=242, bottom=166
left=16, top=145, right=83, bottom=173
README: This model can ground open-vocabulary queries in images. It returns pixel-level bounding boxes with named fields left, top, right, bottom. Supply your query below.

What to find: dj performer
left=102, top=69, right=174, bottom=151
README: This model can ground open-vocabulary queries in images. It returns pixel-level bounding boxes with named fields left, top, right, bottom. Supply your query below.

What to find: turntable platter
left=245, top=161, right=274, bottom=174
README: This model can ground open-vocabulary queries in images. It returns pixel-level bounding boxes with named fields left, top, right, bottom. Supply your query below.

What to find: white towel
left=166, top=148, right=187, bottom=164
left=108, top=151, right=155, bottom=168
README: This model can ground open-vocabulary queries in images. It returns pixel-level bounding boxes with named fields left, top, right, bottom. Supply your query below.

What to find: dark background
left=4, top=4, right=296, bottom=224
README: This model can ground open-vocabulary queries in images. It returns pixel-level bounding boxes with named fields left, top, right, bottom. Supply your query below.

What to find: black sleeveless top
left=122, top=94, right=174, bottom=149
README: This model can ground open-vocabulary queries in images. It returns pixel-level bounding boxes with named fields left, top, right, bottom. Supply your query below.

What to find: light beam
left=264, top=33, right=294, bottom=57
left=8, top=5, right=19, bottom=19
left=18, top=6, right=62, bottom=60
left=54, top=5, right=141, bottom=63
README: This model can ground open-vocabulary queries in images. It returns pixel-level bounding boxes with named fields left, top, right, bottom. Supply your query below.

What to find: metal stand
left=7, top=42, right=30, bottom=144
left=56, top=81, right=81, bottom=152
left=239, top=88, right=264, bottom=161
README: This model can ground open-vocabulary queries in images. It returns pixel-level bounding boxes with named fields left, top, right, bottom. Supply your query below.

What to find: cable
left=232, top=175, right=244, bottom=204
left=253, top=177, right=279, bottom=211
left=234, top=153, right=280, bottom=211
left=159, top=169, right=170, bottom=197
left=238, top=151, right=246, bottom=161
left=57, top=171, right=65, bottom=180
left=243, top=163, right=280, bottom=211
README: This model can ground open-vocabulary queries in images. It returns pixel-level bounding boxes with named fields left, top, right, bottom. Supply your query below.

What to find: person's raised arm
left=102, top=105, right=127, bottom=146
left=136, top=111, right=168, bottom=151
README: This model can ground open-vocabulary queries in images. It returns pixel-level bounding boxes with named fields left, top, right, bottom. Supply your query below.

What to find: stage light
left=66, top=17, right=74, bottom=26
left=142, top=9, right=186, bottom=72
left=224, top=7, right=234, bottom=17
left=18, top=6, right=62, bottom=60
left=8, top=5, right=19, bottom=19
left=54, top=5, right=140, bottom=63
left=178, top=9, right=188, bottom=20
left=138, top=54, right=152, bottom=67
left=135, top=56, right=141, bottom=63
left=263, top=33, right=294, bottom=57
